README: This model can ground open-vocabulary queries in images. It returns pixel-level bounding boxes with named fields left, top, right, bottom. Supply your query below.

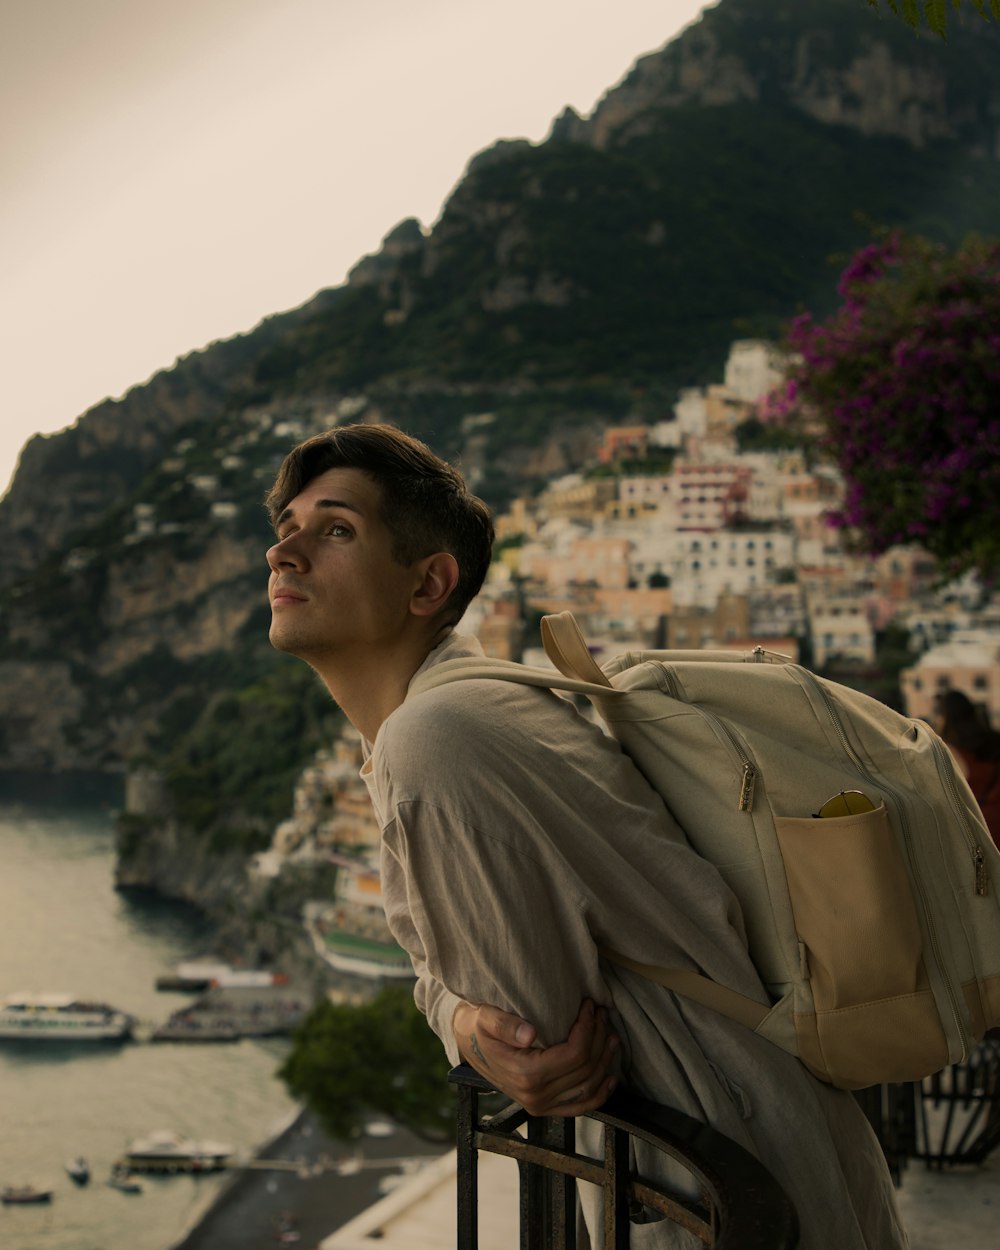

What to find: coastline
left=168, top=1106, right=446, bottom=1250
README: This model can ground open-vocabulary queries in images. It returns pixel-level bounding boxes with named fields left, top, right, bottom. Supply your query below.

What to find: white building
left=808, top=594, right=876, bottom=667
left=723, top=339, right=788, bottom=404
left=900, top=631, right=1000, bottom=724
left=668, top=529, right=796, bottom=609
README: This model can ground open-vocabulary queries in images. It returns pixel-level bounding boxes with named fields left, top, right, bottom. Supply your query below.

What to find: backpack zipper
left=807, top=673, right=971, bottom=1060
left=654, top=665, right=757, bottom=811
left=702, top=713, right=759, bottom=812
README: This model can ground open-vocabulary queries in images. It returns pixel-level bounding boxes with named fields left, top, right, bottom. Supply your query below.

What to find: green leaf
left=990, top=0, right=1000, bottom=21
left=924, top=0, right=948, bottom=35
left=901, top=0, right=921, bottom=25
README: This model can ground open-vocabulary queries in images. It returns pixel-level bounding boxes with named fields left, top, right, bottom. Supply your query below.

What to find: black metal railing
left=855, top=1036, right=1000, bottom=1181
left=912, top=1035, right=1000, bottom=1169
left=450, top=1065, right=798, bottom=1249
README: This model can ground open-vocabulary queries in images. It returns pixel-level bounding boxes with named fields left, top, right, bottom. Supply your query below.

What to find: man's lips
left=271, top=587, right=308, bottom=606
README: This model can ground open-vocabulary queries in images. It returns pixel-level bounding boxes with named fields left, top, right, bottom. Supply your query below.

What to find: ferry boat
left=0, top=994, right=134, bottom=1041
left=123, top=1129, right=234, bottom=1173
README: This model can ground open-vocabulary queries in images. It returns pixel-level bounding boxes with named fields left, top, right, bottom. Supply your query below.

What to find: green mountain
left=1, top=0, right=998, bottom=799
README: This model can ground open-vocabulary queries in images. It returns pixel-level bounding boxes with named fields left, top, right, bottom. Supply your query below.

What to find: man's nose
left=266, top=535, right=307, bottom=572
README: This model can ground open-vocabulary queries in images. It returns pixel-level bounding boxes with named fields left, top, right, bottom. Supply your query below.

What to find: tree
left=865, top=0, right=1000, bottom=37
left=777, top=230, right=1000, bottom=580
left=279, top=984, right=456, bottom=1142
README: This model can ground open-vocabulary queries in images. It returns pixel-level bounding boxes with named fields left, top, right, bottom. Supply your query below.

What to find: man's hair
left=265, top=422, right=495, bottom=624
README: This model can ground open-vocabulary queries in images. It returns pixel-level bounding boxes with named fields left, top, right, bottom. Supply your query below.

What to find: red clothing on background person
left=955, top=753, right=1000, bottom=851
left=935, top=690, right=1000, bottom=851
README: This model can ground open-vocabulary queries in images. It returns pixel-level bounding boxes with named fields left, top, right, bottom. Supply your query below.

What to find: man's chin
left=268, top=624, right=301, bottom=656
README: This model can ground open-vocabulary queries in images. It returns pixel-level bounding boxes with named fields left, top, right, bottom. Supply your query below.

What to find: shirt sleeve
left=380, top=798, right=608, bottom=1053
left=412, top=954, right=465, bottom=1068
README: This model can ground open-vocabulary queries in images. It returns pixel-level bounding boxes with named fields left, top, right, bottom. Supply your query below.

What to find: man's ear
left=410, top=552, right=460, bottom=618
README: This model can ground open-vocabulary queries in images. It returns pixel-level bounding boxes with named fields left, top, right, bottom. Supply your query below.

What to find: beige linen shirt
left=363, top=634, right=908, bottom=1249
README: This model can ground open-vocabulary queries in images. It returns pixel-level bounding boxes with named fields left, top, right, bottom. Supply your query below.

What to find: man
left=265, top=423, right=907, bottom=1248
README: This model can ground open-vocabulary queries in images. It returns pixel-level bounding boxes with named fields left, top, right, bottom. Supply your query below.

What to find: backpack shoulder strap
left=540, top=613, right=614, bottom=686
left=408, top=654, right=622, bottom=701
left=599, top=946, right=770, bottom=1031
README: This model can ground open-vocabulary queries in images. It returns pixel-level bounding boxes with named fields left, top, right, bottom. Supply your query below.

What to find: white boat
left=0, top=994, right=134, bottom=1041
left=65, top=1156, right=90, bottom=1185
left=123, top=1129, right=233, bottom=1173
left=106, top=1164, right=143, bottom=1193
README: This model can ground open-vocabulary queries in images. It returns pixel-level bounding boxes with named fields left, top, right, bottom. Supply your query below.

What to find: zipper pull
left=738, top=763, right=756, bottom=812
left=975, top=847, right=989, bottom=897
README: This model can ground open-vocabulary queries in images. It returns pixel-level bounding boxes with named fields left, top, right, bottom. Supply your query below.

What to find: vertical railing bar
left=523, top=1112, right=547, bottom=1249
left=455, top=1080, right=479, bottom=1250
left=517, top=1158, right=532, bottom=1250
left=545, top=1114, right=576, bottom=1250
left=603, top=1122, right=631, bottom=1248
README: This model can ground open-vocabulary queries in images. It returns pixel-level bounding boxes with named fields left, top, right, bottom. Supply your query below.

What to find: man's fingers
left=456, top=998, right=621, bottom=1116
left=540, top=1006, right=618, bottom=1080
left=475, top=1003, right=537, bottom=1049
left=525, top=1073, right=618, bottom=1119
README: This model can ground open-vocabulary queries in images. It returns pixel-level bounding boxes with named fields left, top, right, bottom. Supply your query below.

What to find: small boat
left=106, top=1165, right=143, bottom=1194
left=1, top=1185, right=54, bottom=1204
left=65, top=1156, right=90, bottom=1185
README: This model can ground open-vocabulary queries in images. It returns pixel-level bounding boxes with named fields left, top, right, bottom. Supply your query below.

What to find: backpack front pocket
left=773, top=802, right=925, bottom=1011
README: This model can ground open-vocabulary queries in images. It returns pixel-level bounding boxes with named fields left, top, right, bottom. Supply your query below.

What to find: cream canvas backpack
left=415, top=611, right=1000, bottom=1090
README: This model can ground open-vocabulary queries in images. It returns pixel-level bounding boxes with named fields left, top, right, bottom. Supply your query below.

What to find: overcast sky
left=0, top=0, right=716, bottom=496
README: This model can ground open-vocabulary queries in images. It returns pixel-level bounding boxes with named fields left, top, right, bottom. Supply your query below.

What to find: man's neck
left=314, top=625, right=454, bottom=742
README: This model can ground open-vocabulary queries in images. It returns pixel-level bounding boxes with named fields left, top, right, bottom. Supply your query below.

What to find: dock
left=150, top=984, right=309, bottom=1042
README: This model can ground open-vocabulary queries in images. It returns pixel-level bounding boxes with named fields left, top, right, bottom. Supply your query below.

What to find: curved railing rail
left=450, top=1065, right=799, bottom=1249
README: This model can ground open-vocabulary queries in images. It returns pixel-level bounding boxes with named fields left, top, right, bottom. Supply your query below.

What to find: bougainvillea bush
left=778, top=231, right=1000, bottom=581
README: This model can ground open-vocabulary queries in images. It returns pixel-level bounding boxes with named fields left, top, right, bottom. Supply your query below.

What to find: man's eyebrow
left=274, top=497, right=365, bottom=532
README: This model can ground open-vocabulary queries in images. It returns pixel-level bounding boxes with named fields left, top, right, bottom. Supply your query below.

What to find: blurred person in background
left=936, top=689, right=1000, bottom=850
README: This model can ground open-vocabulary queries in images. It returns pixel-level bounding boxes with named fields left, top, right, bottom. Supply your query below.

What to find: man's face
left=266, top=467, right=420, bottom=664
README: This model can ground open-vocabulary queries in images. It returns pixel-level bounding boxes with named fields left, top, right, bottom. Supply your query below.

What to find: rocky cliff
left=554, top=0, right=1000, bottom=153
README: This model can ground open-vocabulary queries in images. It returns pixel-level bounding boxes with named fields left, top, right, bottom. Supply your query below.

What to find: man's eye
left=327, top=523, right=353, bottom=538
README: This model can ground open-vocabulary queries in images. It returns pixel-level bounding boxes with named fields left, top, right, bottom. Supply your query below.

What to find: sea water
left=0, top=774, right=299, bottom=1250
